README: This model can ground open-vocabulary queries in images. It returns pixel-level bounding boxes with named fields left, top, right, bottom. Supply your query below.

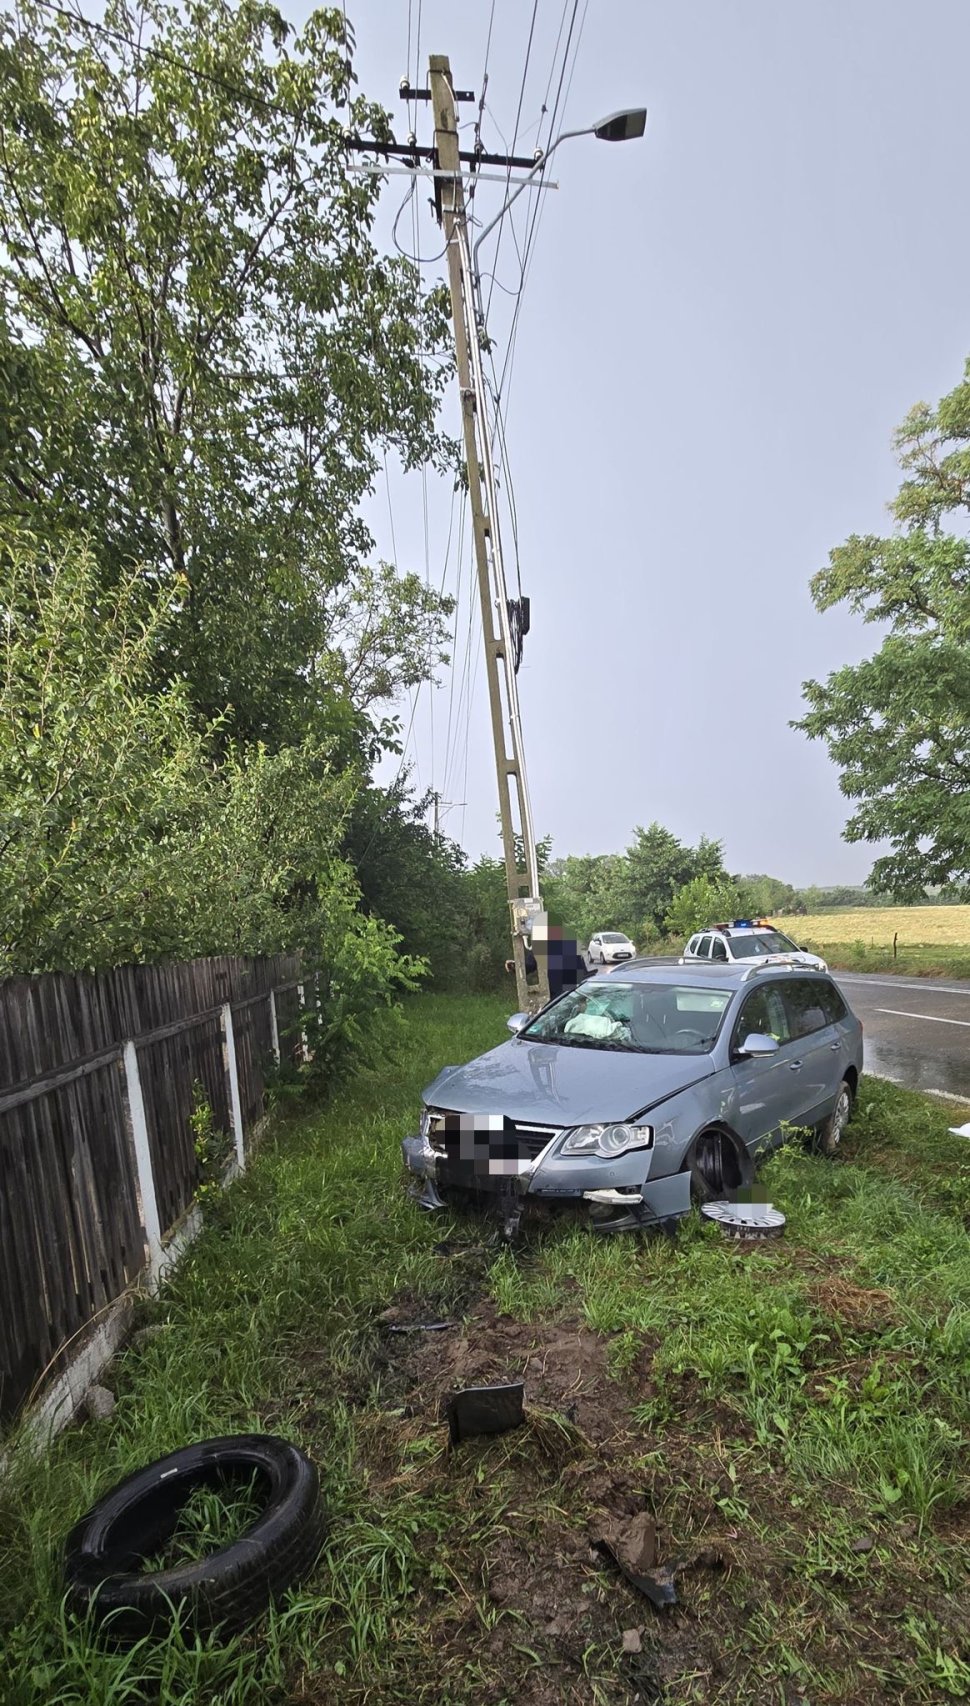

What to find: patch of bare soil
left=300, top=1276, right=966, bottom=1704
left=344, top=1300, right=775, bottom=1703
left=397, top=1300, right=630, bottom=1446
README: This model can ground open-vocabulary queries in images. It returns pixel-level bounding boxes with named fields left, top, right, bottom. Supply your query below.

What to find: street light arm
left=471, top=126, right=593, bottom=299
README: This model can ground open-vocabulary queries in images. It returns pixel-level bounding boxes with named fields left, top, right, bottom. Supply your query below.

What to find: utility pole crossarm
left=428, top=55, right=549, bottom=1014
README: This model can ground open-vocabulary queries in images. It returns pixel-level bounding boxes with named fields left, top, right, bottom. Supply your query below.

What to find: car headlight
left=560, top=1123, right=652, bottom=1158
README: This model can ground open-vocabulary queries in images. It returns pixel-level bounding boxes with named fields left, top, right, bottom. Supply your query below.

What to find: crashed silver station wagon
left=402, top=964, right=863, bottom=1234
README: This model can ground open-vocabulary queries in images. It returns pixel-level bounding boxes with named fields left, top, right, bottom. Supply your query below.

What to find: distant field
left=775, top=904, right=970, bottom=946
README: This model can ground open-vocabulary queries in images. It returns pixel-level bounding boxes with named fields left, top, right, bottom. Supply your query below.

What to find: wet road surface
left=836, top=972, right=970, bottom=1102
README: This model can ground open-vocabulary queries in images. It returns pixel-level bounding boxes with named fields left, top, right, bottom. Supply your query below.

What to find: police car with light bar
left=680, top=920, right=827, bottom=973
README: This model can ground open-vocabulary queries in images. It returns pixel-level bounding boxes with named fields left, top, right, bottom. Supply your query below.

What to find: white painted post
left=122, top=1042, right=164, bottom=1284
left=220, top=1004, right=246, bottom=1169
left=268, top=989, right=280, bottom=1065
left=296, top=981, right=308, bottom=1061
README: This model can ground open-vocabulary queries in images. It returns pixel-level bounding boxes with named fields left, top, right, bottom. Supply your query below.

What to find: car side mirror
left=507, top=1013, right=529, bottom=1034
left=739, top=1032, right=779, bottom=1058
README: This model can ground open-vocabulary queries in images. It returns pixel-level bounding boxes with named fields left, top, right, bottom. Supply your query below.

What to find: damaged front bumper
left=401, top=1132, right=690, bottom=1229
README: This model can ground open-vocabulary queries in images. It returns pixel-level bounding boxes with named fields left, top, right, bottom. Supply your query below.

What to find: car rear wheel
left=812, top=1080, right=853, bottom=1157
left=687, top=1128, right=754, bottom=1204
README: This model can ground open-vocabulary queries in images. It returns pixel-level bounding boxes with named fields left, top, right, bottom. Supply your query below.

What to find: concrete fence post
left=220, top=1004, right=246, bottom=1169
left=121, top=1042, right=164, bottom=1285
left=296, top=981, right=308, bottom=1061
left=268, top=988, right=281, bottom=1065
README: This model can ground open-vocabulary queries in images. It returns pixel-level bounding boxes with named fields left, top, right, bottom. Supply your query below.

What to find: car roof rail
left=741, top=956, right=815, bottom=981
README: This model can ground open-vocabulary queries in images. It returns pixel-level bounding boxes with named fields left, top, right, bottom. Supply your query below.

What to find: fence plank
left=0, top=954, right=301, bottom=1429
left=0, top=1062, right=142, bottom=1423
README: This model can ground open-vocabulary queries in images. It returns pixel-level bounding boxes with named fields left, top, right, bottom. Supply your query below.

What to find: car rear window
left=784, top=980, right=831, bottom=1038
left=817, top=980, right=847, bottom=1025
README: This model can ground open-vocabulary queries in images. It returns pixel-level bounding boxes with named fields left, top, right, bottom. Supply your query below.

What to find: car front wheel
left=687, top=1127, right=754, bottom=1204
left=813, top=1080, right=853, bottom=1157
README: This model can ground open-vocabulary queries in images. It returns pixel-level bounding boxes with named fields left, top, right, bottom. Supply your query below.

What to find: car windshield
left=601, top=933, right=630, bottom=943
left=729, top=931, right=800, bottom=957
left=521, top=981, right=732, bottom=1054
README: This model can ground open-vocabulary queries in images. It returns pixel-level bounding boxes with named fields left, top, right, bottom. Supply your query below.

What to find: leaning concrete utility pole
left=429, top=54, right=548, bottom=1013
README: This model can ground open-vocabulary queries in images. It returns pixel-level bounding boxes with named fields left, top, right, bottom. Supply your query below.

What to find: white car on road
left=587, top=931, right=637, bottom=966
left=681, top=920, right=827, bottom=973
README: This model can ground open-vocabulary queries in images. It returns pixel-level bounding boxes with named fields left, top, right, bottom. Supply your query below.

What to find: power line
left=414, top=0, right=424, bottom=93
left=469, top=0, right=497, bottom=213
left=459, top=609, right=483, bottom=849
left=391, top=178, right=448, bottom=264
left=443, top=499, right=479, bottom=810
left=441, top=497, right=467, bottom=803
left=521, top=0, right=587, bottom=269
left=487, top=376, right=524, bottom=601
left=494, top=0, right=590, bottom=414
left=484, top=0, right=540, bottom=324
left=381, top=448, right=400, bottom=566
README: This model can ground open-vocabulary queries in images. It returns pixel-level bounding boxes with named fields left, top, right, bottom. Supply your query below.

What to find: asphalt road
left=835, top=971, right=970, bottom=1103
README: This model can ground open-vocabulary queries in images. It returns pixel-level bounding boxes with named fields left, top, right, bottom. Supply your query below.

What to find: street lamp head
left=592, top=107, right=647, bottom=142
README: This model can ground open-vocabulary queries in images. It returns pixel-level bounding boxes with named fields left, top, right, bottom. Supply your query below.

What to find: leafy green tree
left=795, top=361, right=970, bottom=898
left=544, top=854, right=626, bottom=944
left=664, top=874, right=743, bottom=941
left=0, top=0, right=453, bottom=752
left=0, top=527, right=409, bottom=978
left=458, top=856, right=510, bottom=992
left=343, top=780, right=467, bottom=982
left=739, top=874, right=800, bottom=916
left=620, top=824, right=729, bottom=932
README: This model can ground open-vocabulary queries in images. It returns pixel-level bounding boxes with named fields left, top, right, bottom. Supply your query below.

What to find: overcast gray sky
left=316, top=0, right=970, bottom=886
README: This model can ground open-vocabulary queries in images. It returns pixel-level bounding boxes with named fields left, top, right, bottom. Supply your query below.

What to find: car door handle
left=830, top=1041, right=841, bottom=1051
left=787, top=1061, right=802, bottom=1072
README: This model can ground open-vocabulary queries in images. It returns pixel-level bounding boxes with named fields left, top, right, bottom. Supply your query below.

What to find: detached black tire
left=687, top=1127, right=754, bottom=1204
left=63, top=1434, right=326, bottom=1643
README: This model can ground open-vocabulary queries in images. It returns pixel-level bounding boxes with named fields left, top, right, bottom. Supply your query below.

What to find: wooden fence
left=0, top=955, right=307, bottom=1430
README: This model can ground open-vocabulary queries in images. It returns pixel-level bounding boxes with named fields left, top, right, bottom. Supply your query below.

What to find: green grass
left=2, top=993, right=969, bottom=1705
left=800, top=939, right=970, bottom=978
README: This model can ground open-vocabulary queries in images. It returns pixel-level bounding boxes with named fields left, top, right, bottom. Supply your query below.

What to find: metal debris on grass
left=591, top=1510, right=723, bottom=1611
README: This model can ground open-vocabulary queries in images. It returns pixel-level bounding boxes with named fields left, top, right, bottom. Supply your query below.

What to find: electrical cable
left=444, top=499, right=478, bottom=810
left=484, top=0, right=540, bottom=324
left=440, top=497, right=467, bottom=804
left=468, top=0, right=497, bottom=212
left=459, top=618, right=482, bottom=849
left=494, top=0, right=589, bottom=413
left=446, top=520, right=479, bottom=819
left=518, top=0, right=587, bottom=277
left=391, top=178, right=448, bottom=263
left=487, top=375, right=524, bottom=601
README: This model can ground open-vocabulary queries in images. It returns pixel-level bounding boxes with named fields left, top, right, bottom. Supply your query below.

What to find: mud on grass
left=311, top=1221, right=969, bottom=1706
